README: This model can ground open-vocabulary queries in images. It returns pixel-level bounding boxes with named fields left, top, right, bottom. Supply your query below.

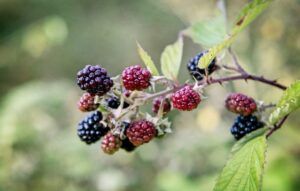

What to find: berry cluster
left=75, top=51, right=267, bottom=154
left=225, top=93, right=264, bottom=140
left=76, top=61, right=203, bottom=155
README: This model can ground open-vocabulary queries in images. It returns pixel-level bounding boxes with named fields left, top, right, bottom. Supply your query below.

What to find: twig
left=200, top=74, right=287, bottom=90
left=228, top=47, right=247, bottom=75
left=258, top=103, right=276, bottom=112
left=222, top=65, right=241, bottom=73
left=266, top=115, right=289, bottom=138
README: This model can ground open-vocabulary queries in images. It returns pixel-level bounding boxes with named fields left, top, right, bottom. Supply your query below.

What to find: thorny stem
left=204, top=74, right=287, bottom=90
left=266, top=115, right=289, bottom=138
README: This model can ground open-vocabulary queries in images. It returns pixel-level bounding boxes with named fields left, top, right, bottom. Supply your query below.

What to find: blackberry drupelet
left=77, top=65, right=114, bottom=96
left=187, top=52, right=217, bottom=81
left=230, top=115, right=264, bottom=140
left=77, top=111, right=109, bottom=144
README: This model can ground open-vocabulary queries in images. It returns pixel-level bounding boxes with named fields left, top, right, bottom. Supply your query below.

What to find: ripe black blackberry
left=77, top=111, right=109, bottom=144
left=187, top=52, right=217, bottom=81
left=106, top=96, right=130, bottom=109
left=77, top=65, right=114, bottom=96
left=121, top=138, right=136, bottom=152
left=230, top=115, right=264, bottom=140
left=119, top=122, right=136, bottom=152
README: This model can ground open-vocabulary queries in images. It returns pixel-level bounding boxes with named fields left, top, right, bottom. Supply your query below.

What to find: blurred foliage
left=0, top=0, right=299, bottom=191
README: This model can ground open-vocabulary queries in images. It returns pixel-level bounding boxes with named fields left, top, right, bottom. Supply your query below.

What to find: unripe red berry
left=126, top=120, right=156, bottom=146
left=225, top=93, right=257, bottom=116
left=152, top=97, right=171, bottom=114
left=77, top=93, right=99, bottom=112
left=122, top=65, right=152, bottom=91
left=171, top=86, right=201, bottom=111
left=101, top=132, right=122, bottom=155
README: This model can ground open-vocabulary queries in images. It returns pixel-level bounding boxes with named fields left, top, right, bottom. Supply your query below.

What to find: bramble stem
left=203, top=74, right=287, bottom=90
left=266, top=115, right=289, bottom=138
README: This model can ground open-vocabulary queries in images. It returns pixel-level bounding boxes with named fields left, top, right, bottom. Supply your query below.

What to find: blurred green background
left=0, top=0, right=299, bottom=191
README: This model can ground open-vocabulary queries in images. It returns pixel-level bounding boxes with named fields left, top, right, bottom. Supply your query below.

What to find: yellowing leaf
left=136, top=42, right=159, bottom=76
left=160, top=37, right=183, bottom=80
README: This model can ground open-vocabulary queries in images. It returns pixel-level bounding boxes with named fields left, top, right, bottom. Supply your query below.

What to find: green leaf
left=160, top=37, right=183, bottom=80
left=269, top=80, right=300, bottom=125
left=213, top=134, right=267, bottom=191
left=183, top=14, right=226, bottom=48
left=231, top=128, right=267, bottom=154
left=232, top=0, right=273, bottom=34
left=136, top=42, right=159, bottom=76
left=198, top=0, right=274, bottom=69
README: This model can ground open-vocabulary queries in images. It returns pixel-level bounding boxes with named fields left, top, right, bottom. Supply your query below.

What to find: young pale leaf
left=183, top=14, right=227, bottom=48
left=213, top=134, right=267, bottom=191
left=269, top=80, right=300, bottom=125
left=136, top=42, right=159, bottom=76
left=160, top=37, right=183, bottom=80
left=198, top=0, right=274, bottom=69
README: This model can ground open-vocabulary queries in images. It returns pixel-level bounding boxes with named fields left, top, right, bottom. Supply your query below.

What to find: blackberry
left=121, top=138, right=136, bottom=152
left=77, top=111, right=109, bottom=144
left=106, top=96, right=130, bottom=109
left=187, top=52, right=217, bottom=81
left=77, top=92, right=99, bottom=112
left=171, top=86, right=201, bottom=111
left=122, top=65, right=152, bottom=91
left=126, top=120, right=156, bottom=146
left=225, top=93, right=257, bottom=116
left=77, top=65, right=114, bottom=96
left=101, top=132, right=122, bottom=155
left=231, top=115, right=264, bottom=140
left=152, top=97, right=171, bottom=114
